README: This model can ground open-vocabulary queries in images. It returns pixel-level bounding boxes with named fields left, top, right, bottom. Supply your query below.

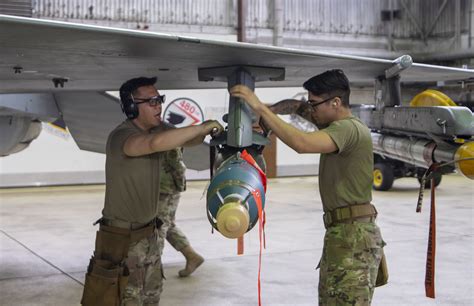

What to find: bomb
left=206, top=151, right=266, bottom=238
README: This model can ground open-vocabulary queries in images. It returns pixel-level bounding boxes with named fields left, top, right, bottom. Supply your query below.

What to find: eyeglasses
left=134, top=94, right=166, bottom=106
left=307, top=96, right=339, bottom=110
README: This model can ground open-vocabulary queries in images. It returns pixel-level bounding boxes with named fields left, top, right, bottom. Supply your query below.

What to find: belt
left=323, top=203, right=377, bottom=229
left=95, top=217, right=163, bottom=244
left=95, top=217, right=163, bottom=230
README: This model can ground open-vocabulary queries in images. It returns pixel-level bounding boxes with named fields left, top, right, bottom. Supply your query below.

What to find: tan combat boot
left=179, top=245, right=204, bottom=277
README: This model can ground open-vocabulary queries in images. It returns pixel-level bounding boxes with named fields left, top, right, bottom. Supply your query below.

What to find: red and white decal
left=163, top=97, right=204, bottom=127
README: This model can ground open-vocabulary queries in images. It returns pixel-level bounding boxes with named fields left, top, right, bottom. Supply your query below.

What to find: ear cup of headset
left=120, top=91, right=139, bottom=119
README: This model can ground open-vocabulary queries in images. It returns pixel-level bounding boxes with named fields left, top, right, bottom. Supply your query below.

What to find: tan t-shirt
left=102, top=120, right=162, bottom=223
left=318, top=116, right=373, bottom=213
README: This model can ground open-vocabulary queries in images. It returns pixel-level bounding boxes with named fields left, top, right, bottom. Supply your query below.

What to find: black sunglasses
left=134, top=94, right=166, bottom=106
left=307, top=96, right=339, bottom=110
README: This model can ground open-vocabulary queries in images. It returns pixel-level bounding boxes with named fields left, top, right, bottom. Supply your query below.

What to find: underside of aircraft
left=1, top=14, right=473, bottom=199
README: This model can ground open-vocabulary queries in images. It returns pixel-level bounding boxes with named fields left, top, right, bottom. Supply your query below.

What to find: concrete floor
left=0, top=174, right=473, bottom=306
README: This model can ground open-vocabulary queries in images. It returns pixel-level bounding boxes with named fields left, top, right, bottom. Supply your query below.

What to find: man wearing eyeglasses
left=81, top=77, right=223, bottom=306
left=230, top=69, right=386, bottom=306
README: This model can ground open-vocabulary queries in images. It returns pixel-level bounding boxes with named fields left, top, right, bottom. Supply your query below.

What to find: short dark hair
left=119, top=76, right=157, bottom=103
left=303, top=69, right=350, bottom=107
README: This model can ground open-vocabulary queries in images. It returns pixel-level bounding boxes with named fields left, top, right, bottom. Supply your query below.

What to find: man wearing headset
left=230, top=69, right=386, bottom=306
left=81, top=77, right=223, bottom=306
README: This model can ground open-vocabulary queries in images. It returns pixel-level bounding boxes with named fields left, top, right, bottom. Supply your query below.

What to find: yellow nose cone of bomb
left=455, top=141, right=474, bottom=179
left=216, top=202, right=250, bottom=239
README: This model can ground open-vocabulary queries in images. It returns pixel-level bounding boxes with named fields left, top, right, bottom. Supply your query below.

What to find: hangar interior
left=0, top=1, right=473, bottom=306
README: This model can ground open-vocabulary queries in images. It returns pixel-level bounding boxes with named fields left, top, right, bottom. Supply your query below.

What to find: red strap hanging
left=251, top=189, right=265, bottom=306
left=236, top=150, right=267, bottom=256
left=240, top=150, right=268, bottom=305
left=237, top=236, right=244, bottom=255
left=241, top=149, right=268, bottom=248
left=425, top=176, right=437, bottom=298
left=416, top=163, right=437, bottom=298
left=241, top=150, right=267, bottom=192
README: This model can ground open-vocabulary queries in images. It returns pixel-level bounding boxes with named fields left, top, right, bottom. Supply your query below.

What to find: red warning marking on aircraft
left=163, top=97, right=204, bottom=128
left=177, top=100, right=201, bottom=125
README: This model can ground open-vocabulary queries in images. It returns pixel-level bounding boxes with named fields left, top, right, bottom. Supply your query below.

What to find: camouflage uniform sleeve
left=165, top=148, right=187, bottom=192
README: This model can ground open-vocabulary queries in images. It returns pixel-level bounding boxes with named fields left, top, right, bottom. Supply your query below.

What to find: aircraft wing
left=1, top=14, right=473, bottom=158
left=1, top=14, right=473, bottom=94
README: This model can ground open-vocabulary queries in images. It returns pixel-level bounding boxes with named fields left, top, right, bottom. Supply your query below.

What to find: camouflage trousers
left=318, top=221, right=385, bottom=306
left=122, top=229, right=164, bottom=306
left=157, top=193, right=190, bottom=252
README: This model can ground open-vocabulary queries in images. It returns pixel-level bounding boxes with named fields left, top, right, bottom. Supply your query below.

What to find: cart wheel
left=373, top=163, right=395, bottom=191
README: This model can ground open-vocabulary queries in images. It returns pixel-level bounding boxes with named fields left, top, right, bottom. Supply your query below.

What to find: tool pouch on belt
left=81, top=227, right=132, bottom=306
left=94, top=227, right=131, bottom=264
left=376, top=251, right=389, bottom=287
left=81, top=257, right=129, bottom=306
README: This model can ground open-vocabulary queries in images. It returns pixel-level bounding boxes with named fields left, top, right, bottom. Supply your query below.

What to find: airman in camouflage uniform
left=158, top=146, right=204, bottom=277
left=231, top=69, right=386, bottom=306
left=81, top=77, right=223, bottom=306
